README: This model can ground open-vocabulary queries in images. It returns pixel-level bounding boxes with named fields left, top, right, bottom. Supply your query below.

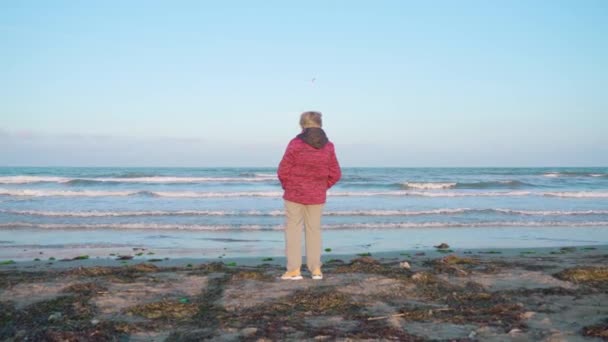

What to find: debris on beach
left=116, top=255, right=133, bottom=260
left=128, top=299, right=198, bottom=320
left=438, top=255, right=477, bottom=265
left=1, top=248, right=608, bottom=341
left=60, top=255, right=90, bottom=262
left=554, top=266, right=608, bottom=285
left=232, top=270, right=273, bottom=282
left=582, top=320, right=608, bottom=339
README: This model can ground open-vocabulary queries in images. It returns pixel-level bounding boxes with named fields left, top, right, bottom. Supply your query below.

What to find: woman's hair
left=300, top=111, right=323, bottom=128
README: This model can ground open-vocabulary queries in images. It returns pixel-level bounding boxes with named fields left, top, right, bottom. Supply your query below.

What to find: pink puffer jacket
left=278, top=128, right=341, bottom=205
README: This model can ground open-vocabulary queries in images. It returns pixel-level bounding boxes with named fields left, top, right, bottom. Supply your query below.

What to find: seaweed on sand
left=333, top=257, right=411, bottom=279
left=396, top=281, right=526, bottom=332
left=441, top=292, right=525, bottom=330
left=231, top=270, right=274, bottom=282
left=127, top=299, right=198, bottom=320
left=0, top=294, right=100, bottom=340
left=286, top=287, right=354, bottom=314
left=68, top=263, right=161, bottom=283
left=554, top=267, right=608, bottom=285
left=222, top=286, right=362, bottom=340
left=425, top=255, right=479, bottom=276
left=61, top=282, right=108, bottom=296
left=582, top=319, right=608, bottom=339
left=336, top=320, right=423, bottom=341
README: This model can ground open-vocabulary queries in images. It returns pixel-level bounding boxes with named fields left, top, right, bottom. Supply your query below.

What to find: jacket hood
left=297, top=127, right=329, bottom=149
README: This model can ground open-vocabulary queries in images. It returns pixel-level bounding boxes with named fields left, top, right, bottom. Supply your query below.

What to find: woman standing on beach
left=278, top=111, right=341, bottom=280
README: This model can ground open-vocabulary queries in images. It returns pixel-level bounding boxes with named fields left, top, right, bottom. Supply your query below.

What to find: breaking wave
left=0, top=175, right=277, bottom=185
left=402, top=180, right=534, bottom=190
left=2, top=221, right=608, bottom=231
left=543, top=172, right=608, bottom=178
left=5, top=208, right=608, bottom=218
left=2, top=188, right=608, bottom=198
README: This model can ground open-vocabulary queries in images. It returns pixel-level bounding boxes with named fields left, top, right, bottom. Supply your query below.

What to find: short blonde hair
left=300, top=111, right=323, bottom=128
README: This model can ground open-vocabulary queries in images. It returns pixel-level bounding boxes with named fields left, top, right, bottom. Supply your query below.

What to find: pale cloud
left=0, top=127, right=279, bottom=167
left=1, top=128, right=606, bottom=167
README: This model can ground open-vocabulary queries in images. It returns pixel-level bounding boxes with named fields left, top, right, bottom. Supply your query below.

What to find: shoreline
left=2, top=225, right=608, bottom=263
left=2, top=243, right=607, bottom=270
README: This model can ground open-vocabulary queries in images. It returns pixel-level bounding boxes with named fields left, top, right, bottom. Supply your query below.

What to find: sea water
left=1, top=167, right=608, bottom=259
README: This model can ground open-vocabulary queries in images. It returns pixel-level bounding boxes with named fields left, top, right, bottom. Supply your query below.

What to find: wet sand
left=1, top=245, right=607, bottom=341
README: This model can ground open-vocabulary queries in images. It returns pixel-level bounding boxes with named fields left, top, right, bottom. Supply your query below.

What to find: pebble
left=399, top=261, right=411, bottom=269
left=508, top=328, right=523, bottom=335
left=411, top=273, right=425, bottom=280
left=521, top=311, right=536, bottom=319
left=48, top=312, right=62, bottom=322
left=241, top=327, right=257, bottom=336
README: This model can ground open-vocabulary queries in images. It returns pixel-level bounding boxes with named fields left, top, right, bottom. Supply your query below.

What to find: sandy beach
left=1, top=245, right=607, bottom=341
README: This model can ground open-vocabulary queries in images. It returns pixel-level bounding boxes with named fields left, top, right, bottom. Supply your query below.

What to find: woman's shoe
left=281, top=270, right=303, bottom=280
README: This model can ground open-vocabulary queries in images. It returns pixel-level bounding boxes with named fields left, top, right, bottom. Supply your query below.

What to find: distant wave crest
left=0, top=175, right=277, bottom=185
left=5, top=208, right=608, bottom=218
left=2, top=221, right=608, bottom=231
left=3, top=188, right=608, bottom=198
left=402, top=180, right=534, bottom=190
left=543, top=172, right=608, bottom=178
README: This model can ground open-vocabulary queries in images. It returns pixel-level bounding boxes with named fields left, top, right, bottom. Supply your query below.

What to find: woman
left=277, top=111, right=341, bottom=280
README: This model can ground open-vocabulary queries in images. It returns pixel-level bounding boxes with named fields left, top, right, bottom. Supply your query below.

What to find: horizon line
left=1, top=165, right=607, bottom=169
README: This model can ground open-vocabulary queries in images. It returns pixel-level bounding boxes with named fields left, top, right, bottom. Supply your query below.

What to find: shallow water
left=1, top=167, right=608, bottom=259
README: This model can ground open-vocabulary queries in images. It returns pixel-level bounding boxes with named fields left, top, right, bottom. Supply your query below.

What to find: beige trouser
left=284, top=200, right=324, bottom=272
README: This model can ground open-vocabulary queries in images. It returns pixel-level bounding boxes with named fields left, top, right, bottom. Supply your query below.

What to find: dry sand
left=1, top=246, right=607, bottom=341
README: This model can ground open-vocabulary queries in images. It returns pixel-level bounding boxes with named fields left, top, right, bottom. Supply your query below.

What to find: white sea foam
left=1, top=209, right=242, bottom=217
left=2, top=221, right=608, bottom=231
left=493, top=209, right=608, bottom=216
left=403, top=182, right=457, bottom=190
left=0, top=189, right=138, bottom=197
left=0, top=175, right=277, bottom=184
left=542, top=172, right=607, bottom=178
left=91, top=176, right=277, bottom=183
left=5, top=208, right=608, bottom=218
left=2, top=188, right=608, bottom=198
left=543, top=172, right=561, bottom=178
left=544, top=192, right=608, bottom=198
left=322, top=221, right=608, bottom=229
left=0, top=176, right=71, bottom=184
left=0, top=188, right=283, bottom=198
left=0, top=222, right=271, bottom=231
left=330, top=191, right=534, bottom=197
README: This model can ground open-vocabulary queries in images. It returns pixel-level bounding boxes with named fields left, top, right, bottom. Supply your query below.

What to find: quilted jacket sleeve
left=277, top=140, right=296, bottom=190
left=327, top=143, right=341, bottom=189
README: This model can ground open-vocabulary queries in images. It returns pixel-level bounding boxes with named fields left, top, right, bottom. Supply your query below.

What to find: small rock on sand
left=240, top=327, right=257, bottom=336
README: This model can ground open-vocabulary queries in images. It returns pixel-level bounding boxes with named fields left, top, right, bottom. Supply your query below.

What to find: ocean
left=1, top=167, right=608, bottom=260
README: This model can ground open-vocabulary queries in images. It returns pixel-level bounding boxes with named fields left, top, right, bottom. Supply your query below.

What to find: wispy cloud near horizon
left=0, top=128, right=281, bottom=167
left=1, top=127, right=606, bottom=167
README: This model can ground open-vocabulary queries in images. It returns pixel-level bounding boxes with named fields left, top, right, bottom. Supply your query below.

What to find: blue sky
left=1, top=0, right=607, bottom=166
